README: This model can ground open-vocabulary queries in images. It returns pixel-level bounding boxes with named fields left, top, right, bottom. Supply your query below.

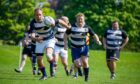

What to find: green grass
left=0, top=45, right=140, bottom=84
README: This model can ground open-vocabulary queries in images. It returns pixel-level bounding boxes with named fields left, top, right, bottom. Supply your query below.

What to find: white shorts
left=53, top=45, right=68, bottom=58
left=35, top=38, right=56, bottom=54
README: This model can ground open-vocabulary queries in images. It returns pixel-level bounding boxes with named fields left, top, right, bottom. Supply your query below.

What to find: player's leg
left=71, top=47, right=82, bottom=78
left=52, top=53, right=59, bottom=76
left=69, top=63, right=74, bottom=75
left=60, top=49, right=69, bottom=76
left=81, top=45, right=89, bottom=82
left=106, top=49, right=120, bottom=79
left=45, top=39, right=56, bottom=77
left=81, top=56, right=89, bottom=81
left=32, top=53, right=37, bottom=75
left=31, top=44, right=40, bottom=75
left=37, top=55, right=47, bottom=80
left=46, top=47, right=55, bottom=77
left=53, top=45, right=60, bottom=73
left=32, top=53, right=41, bottom=75
left=15, top=54, right=27, bottom=72
left=107, top=60, right=116, bottom=79
left=73, top=59, right=82, bottom=78
left=36, top=41, right=47, bottom=80
left=15, top=47, right=28, bottom=73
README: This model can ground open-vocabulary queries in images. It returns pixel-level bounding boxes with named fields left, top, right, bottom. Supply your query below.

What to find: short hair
left=34, top=8, right=42, bottom=13
left=61, top=16, right=69, bottom=21
left=75, top=12, right=85, bottom=18
left=112, top=20, right=119, bottom=23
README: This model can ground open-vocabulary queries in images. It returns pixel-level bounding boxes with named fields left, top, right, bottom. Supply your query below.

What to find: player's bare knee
left=75, top=62, right=82, bottom=68
left=46, top=53, right=53, bottom=61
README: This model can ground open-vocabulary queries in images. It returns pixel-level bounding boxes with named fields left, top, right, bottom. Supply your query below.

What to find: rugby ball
left=44, top=16, right=55, bottom=26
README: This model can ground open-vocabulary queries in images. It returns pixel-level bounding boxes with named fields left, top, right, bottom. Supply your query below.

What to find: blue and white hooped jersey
left=29, top=18, right=54, bottom=40
left=104, top=28, right=127, bottom=50
left=66, top=23, right=95, bottom=48
left=54, top=24, right=67, bottom=47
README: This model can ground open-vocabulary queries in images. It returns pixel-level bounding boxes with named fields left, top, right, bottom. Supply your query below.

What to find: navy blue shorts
left=106, top=49, right=120, bottom=61
left=22, top=47, right=32, bottom=57
left=31, top=44, right=36, bottom=54
left=71, top=45, right=89, bottom=61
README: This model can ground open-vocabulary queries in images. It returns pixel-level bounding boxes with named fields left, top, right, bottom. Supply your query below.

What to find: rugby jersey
left=66, top=23, right=95, bottom=48
left=29, top=18, right=54, bottom=40
left=104, top=28, right=127, bottom=50
left=54, top=24, right=67, bottom=47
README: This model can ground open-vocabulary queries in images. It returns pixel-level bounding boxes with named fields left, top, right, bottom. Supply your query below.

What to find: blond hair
left=75, top=12, right=85, bottom=18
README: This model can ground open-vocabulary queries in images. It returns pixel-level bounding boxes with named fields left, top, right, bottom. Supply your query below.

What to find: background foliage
left=0, top=0, right=140, bottom=51
left=57, top=0, right=140, bottom=51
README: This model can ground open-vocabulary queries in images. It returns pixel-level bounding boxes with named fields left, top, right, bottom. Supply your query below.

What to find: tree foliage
left=57, top=0, right=140, bottom=51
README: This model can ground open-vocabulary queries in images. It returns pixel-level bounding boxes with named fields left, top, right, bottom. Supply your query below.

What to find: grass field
left=0, top=45, right=140, bottom=84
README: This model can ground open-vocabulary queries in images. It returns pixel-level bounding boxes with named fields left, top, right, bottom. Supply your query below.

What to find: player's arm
left=88, top=27, right=102, bottom=45
left=92, top=34, right=102, bottom=45
left=103, top=37, right=107, bottom=49
left=56, top=19, right=71, bottom=29
left=102, top=30, right=107, bottom=49
left=64, top=29, right=71, bottom=50
left=120, top=31, right=129, bottom=49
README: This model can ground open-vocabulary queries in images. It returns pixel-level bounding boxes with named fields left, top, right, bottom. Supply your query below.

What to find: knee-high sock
left=40, top=67, right=47, bottom=77
left=84, top=68, right=89, bottom=81
left=78, top=67, right=83, bottom=76
left=50, top=61, right=54, bottom=76
left=32, top=54, right=37, bottom=70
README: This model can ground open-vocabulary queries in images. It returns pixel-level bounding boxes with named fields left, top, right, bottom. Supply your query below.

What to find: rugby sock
left=50, top=61, right=54, bottom=77
left=64, top=66, right=69, bottom=76
left=78, top=67, right=83, bottom=76
left=70, top=64, right=74, bottom=75
left=84, top=68, right=89, bottom=81
left=32, top=54, right=37, bottom=69
left=54, top=62, right=58, bottom=71
left=40, top=67, right=47, bottom=77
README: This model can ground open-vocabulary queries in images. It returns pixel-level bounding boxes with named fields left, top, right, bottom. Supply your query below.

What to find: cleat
left=85, top=76, right=88, bottom=82
left=14, top=69, right=21, bottom=73
left=73, top=73, right=78, bottom=79
left=50, top=73, right=55, bottom=78
left=110, top=74, right=116, bottom=80
left=73, top=75, right=78, bottom=79
left=39, top=76, right=47, bottom=80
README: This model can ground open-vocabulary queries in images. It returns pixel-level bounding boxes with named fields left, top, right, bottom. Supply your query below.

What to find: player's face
left=35, top=10, right=44, bottom=22
left=112, top=22, right=119, bottom=30
left=76, top=16, right=85, bottom=27
left=61, top=18, right=69, bottom=25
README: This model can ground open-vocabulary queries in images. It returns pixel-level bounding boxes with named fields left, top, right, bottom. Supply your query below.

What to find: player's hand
left=36, top=36, right=43, bottom=43
left=120, top=45, right=124, bottom=50
left=97, top=41, right=102, bottom=46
